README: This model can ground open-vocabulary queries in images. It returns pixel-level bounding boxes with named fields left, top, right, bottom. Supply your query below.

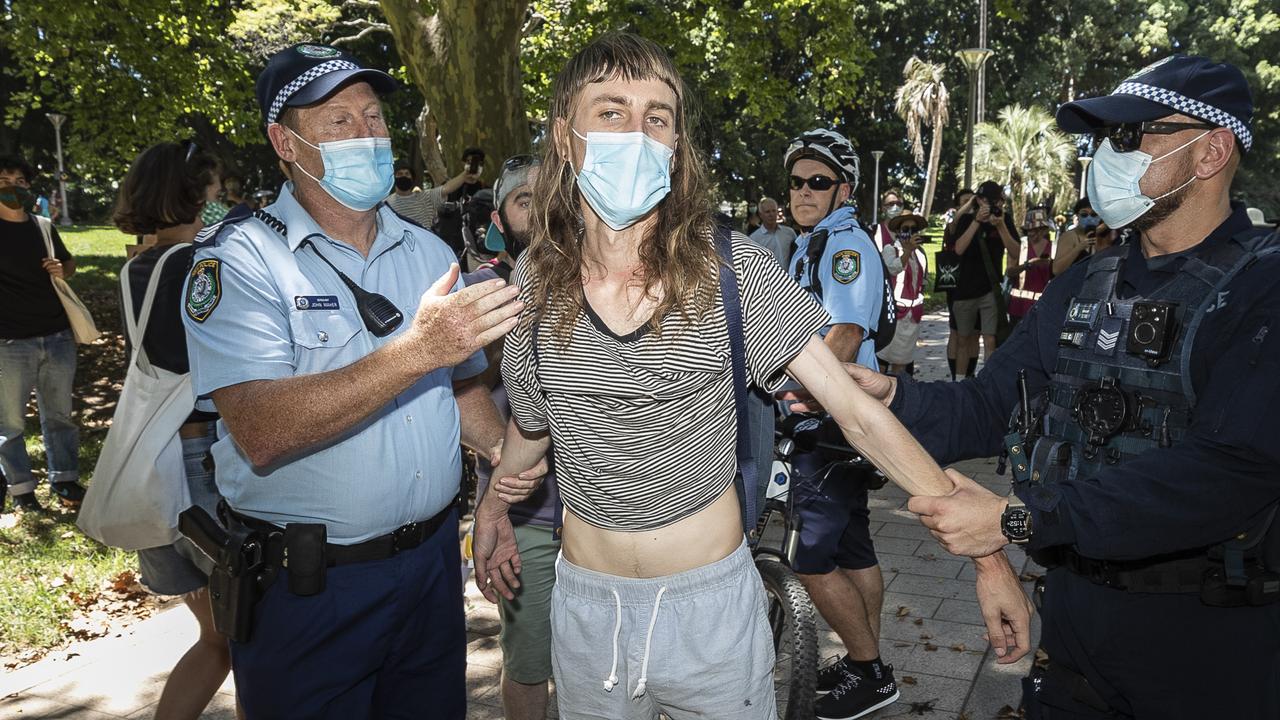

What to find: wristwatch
left=1000, top=495, right=1033, bottom=544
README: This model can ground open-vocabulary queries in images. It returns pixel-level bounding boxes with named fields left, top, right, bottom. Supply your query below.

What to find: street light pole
left=46, top=113, right=72, bottom=226
left=956, top=48, right=994, bottom=191
left=870, top=150, right=885, bottom=226
left=1077, top=155, right=1092, bottom=199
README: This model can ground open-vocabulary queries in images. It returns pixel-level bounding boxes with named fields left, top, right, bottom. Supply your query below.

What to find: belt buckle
left=391, top=523, right=420, bottom=553
left=1089, top=559, right=1112, bottom=586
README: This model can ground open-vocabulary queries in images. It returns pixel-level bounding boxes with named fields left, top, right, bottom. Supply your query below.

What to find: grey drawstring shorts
left=550, top=539, right=777, bottom=720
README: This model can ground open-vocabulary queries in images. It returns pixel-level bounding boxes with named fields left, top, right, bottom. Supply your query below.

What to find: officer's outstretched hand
left=779, top=363, right=896, bottom=412
left=908, top=468, right=1007, bottom=557
left=474, top=499, right=523, bottom=603
left=408, top=264, right=523, bottom=370
left=974, top=553, right=1034, bottom=663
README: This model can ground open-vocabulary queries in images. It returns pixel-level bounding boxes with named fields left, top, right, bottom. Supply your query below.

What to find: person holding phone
left=876, top=212, right=929, bottom=374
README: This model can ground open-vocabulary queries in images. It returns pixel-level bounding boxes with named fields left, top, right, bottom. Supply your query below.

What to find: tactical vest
left=1018, top=228, right=1280, bottom=604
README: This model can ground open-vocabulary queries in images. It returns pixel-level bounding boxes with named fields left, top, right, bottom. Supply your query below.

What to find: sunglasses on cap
left=789, top=174, right=840, bottom=192
left=503, top=154, right=537, bottom=172
left=1093, top=121, right=1217, bottom=154
left=181, top=139, right=199, bottom=163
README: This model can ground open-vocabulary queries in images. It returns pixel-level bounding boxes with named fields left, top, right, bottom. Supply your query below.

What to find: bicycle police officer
left=807, top=56, right=1280, bottom=718
left=181, top=44, right=529, bottom=718
left=783, top=129, right=900, bottom=720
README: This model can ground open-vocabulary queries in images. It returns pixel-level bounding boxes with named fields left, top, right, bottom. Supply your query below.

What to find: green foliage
left=968, top=104, right=1076, bottom=221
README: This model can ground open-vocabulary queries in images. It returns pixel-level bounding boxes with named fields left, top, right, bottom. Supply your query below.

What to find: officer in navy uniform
left=801, top=56, right=1280, bottom=719
left=782, top=129, right=904, bottom=720
left=180, top=44, right=531, bottom=718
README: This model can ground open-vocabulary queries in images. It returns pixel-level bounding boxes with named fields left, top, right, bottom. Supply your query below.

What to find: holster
left=179, top=506, right=276, bottom=643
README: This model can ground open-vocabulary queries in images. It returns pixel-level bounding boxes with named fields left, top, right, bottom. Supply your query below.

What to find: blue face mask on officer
left=287, top=127, right=395, bottom=211
left=1086, top=131, right=1208, bottom=229
left=572, top=128, right=675, bottom=230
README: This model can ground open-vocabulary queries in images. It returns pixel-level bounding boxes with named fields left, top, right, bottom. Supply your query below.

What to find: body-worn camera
left=1127, top=301, right=1178, bottom=365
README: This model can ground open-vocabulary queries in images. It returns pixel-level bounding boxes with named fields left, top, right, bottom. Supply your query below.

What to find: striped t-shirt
left=501, top=234, right=829, bottom=532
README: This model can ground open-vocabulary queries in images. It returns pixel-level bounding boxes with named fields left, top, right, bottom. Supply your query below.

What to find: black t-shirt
left=0, top=215, right=72, bottom=339
left=951, top=213, right=1018, bottom=300
left=119, top=244, right=195, bottom=374
left=431, top=181, right=487, bottom=256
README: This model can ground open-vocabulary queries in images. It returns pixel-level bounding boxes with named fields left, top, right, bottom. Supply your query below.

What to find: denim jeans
left=0, top=329, right=79, bottom=496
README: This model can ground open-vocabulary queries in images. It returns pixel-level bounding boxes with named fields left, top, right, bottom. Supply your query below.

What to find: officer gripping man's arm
left=788, top=55, right=1280, bottom=720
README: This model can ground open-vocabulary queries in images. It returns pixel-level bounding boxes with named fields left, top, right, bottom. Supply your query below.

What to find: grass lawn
left=1, top=225, right=164, bottom=664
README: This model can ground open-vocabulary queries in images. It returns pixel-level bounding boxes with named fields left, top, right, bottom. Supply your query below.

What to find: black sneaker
left=817, top=655, right=852, bottom=695
left=12, top=492, right=44, bottom=513
left=50, top=481, right=86, bottom=505
left=815, top=663, right=900, bottom=720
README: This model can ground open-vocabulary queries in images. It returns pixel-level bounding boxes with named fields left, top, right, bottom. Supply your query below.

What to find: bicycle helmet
left=784, top=128, right=860, bottom=190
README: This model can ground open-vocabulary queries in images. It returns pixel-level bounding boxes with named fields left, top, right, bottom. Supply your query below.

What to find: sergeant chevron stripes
left=1097, top=328, right=1120, bottom=351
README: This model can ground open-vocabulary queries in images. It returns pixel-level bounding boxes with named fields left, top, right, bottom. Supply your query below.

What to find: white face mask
left=1086, top=131, right=1208, bottom=229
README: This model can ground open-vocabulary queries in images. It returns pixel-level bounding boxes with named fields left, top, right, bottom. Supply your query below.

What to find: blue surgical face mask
left=572, top=129, right=675, bottom=230
left=1077, top=214, right=1101, bottom=230
left=1086, top=132, right=1206, bottom=229
left=288, top=128, right=395, bottom=211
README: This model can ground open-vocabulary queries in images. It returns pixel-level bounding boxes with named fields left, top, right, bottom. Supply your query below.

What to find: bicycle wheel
left=756, top=557, right=817, bottom=720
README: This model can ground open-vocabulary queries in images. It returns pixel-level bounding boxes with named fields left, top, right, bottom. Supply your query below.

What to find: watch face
left=1003, top=508, right=1032, bottom=541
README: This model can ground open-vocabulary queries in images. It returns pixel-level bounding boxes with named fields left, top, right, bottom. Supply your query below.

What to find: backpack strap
left=714, top=227, right=761, bottom=535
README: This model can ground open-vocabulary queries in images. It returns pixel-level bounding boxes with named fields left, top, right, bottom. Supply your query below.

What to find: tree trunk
left=921, top=118, right=943, bottom=220
left=380, top=0, right=531, bottom=187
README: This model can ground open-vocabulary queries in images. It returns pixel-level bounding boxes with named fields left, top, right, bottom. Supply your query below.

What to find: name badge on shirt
left=295, top=295, right=341, bottom=311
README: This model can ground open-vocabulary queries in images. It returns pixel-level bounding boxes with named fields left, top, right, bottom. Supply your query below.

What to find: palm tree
left=894, top=56, right=949, bottom=220
left=966, top=104, right=1076, bottom=223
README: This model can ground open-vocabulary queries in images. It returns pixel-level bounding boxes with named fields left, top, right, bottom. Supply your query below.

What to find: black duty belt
left=1060, top=547, right=1207, bottom=593
left=223, top=501, right=455, bottom=567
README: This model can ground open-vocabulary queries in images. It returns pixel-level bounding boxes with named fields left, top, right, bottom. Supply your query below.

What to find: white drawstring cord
left=631, top=586, right=668, bottom=700
left=602, top=589, right=622, bottom=692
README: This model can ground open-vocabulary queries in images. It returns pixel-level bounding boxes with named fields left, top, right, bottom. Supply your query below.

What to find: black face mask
left=394, top=176, right=415, bottom=192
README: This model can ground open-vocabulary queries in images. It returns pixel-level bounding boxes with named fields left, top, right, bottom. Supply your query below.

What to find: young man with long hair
left=473, top=33, right=1031, bottom=719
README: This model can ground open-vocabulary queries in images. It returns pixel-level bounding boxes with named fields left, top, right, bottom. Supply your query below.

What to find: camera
left=991, top=207, right=1004, bottom=218
left=1127, top=301, right=1178, bottom=365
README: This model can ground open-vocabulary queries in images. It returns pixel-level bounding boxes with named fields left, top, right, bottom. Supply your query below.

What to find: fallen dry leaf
left=913, top=618, right=924, bottom=626
left=894, top=642, right=912, bottom=648
left=896, top=605, right=910, bottom=617
left=951, top=643, right=967, bottom=652
left=901, top=675, right=919, bottom=686
left=907, top=699, right=938, bottom=715
left=924, top=643, right=938, bottom=652
left=996, top=704, right=1025, bottom=719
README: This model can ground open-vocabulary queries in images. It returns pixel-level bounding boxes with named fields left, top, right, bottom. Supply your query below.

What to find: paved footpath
left=0, top=312, right=1042, bottom=720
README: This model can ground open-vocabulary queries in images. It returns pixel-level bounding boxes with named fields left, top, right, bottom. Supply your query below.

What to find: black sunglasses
left=503, top=154, right=537, bottom=172
left=181, top=139, right=199, bottom=163
left=1093, top=121, right=1217, bottom=154
left=789, top=174, right=840, bottom=192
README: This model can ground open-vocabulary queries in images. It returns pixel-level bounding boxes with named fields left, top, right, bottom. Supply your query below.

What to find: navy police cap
left=255, top=43, right=397, bottom=126
left=1056, top=55, right=1253, bottom=152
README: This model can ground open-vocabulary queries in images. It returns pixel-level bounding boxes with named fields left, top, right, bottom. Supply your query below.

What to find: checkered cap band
left=267, top=60, right=359, bottom=124
left=1112, top=81, right=1252, bottom=151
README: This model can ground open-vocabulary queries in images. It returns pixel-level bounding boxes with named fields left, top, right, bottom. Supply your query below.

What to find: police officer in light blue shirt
left=783, top=129, right=902, bottom=718
left=180, top=43, right=528, bottom=719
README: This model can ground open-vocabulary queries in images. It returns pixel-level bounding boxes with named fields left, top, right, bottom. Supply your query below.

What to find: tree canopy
left=2, top=0, right=1276, bottom=220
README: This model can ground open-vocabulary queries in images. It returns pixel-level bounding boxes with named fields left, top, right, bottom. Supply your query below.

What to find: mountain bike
left=752, top=413, right=877, bottom=720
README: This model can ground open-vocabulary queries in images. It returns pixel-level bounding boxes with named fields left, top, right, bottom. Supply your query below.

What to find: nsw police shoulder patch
left=832, top=249, right=860, bottom=284
left=186, top=259, right=222, bottom=322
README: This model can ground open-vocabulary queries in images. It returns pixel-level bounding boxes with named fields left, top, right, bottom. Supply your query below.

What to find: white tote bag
left=78, top=244, right=196, bottom=550
left=35, top=215, right=102, bottom=344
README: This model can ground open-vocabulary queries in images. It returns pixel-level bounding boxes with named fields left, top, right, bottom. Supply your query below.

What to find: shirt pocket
left=289, top=310, right=362, bottom=352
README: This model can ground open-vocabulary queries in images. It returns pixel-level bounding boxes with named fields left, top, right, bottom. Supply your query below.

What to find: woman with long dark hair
left=113, top=141, right=240, bottom=720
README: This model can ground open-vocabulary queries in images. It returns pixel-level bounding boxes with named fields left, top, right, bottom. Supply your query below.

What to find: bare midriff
left=561, top=483, right=744, bottom=578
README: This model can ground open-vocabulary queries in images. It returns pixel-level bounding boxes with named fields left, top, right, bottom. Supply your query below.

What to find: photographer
left=949, top=180, right=1019, bottom=370
left=386, top=159, right=482, bottom=250
left=1052, top=197, right=1101, bottom=275
left=431, top=147, right=488, bottom=257
left=876, top=211, right=928, bottom=374
left=1006, top=207, right=1054, bottom=330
